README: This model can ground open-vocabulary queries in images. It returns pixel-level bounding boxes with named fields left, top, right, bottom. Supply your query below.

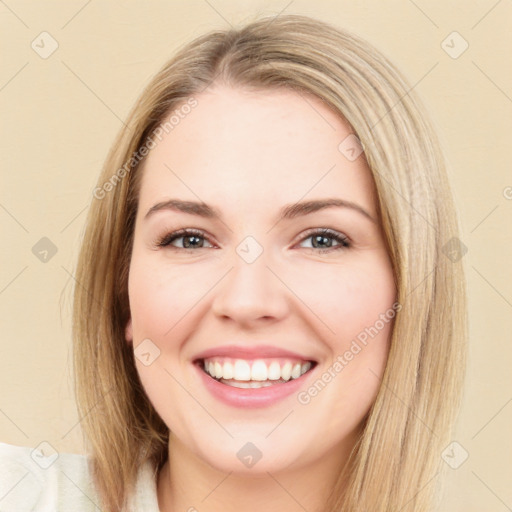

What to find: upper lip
left=193, top=344, right=317, bottom=362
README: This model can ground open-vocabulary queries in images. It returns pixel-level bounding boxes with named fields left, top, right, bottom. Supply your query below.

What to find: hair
left=72, top=13, right=468, bottom=512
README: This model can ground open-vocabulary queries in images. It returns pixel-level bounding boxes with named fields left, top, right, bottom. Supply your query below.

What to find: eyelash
left=155, top=228, right=351, bottom=254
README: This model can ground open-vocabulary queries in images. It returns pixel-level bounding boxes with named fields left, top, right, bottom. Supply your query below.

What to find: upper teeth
left=203, top=358, right=312, bottom=381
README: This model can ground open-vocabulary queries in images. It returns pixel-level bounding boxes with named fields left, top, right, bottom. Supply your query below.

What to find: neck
left=157, top=430, right=360, bottom=512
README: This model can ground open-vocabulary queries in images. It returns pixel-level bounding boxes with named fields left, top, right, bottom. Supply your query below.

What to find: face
left=125, top=84, right=397, bottom=476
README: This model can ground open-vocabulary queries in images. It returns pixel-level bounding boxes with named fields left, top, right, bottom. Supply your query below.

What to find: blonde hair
left=72, top=13, right=467, bottom=511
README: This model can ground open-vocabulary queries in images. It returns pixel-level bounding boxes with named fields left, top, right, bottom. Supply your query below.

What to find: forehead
left=137, top=85, right=376, bottom=219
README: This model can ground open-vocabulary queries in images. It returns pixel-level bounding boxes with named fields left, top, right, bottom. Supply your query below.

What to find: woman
left=0, top=13, right=467, bottom=512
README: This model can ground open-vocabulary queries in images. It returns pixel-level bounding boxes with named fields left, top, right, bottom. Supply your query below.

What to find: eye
left=155, top=227, right=350, bottom=254
left=156, top=229, right=214, bottom=250
left=296, top=228, right=350, bottom=253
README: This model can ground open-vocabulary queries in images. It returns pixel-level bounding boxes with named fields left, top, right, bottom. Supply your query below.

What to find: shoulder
left=0, top=441, right=100, bottom=511
left=0, top=442, right=161, bottom=512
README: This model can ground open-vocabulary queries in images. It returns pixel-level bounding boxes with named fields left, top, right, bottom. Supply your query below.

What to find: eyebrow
left=144, top=198, right=376, bottom=224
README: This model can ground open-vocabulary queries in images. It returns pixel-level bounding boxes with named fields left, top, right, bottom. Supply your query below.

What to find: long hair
left=72, top=14, right=467, bottom=511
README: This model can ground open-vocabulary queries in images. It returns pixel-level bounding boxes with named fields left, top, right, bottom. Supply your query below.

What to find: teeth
left=201, top=357, right=314, bottom=383
left=214, top=361, right=222, bottom=379
left=281, top=362, right=292, bottom=381
left=251, top=360, right=268, bottom=381
left=223, top=361, right=234, bottom=379
left=301, top=361, right=312, bottom=375
left=220, top=379, right=275, bottom=388
left=268, top=361, right=281, bottom=380
left=291, top=363, right=301, bottom=379
left=234, top=360, right=251, bottom=381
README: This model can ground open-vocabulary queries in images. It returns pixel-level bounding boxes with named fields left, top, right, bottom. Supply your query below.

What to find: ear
left=125, top=317, right=133, bottom=344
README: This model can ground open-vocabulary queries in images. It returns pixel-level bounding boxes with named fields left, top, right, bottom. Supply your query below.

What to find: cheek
left=127, top=255, right=216, bottom=340
left=293, top=253, right=396, bottom=403
left=327, top=259, right=396, bottom=404
left=295, top=262, right=395, bottom=435
left=127, top=257, right=200, bottom=431
left=295, top=254, right=397, bottom=344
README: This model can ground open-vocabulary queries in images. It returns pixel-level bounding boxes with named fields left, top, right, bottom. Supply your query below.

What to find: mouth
left=194, top=357, right=318, bottom=389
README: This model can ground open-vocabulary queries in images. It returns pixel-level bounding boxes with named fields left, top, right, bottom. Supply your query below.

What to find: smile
left=200, top=357, right=314, bottom=388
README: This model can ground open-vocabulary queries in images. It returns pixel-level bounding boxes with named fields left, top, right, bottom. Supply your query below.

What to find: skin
left=124, top=84, right=397, bottom=512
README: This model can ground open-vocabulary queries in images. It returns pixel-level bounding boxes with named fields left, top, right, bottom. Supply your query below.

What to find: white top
left=0, top=442, right=160, bottom=511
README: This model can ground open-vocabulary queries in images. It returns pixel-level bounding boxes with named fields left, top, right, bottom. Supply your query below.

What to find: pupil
left=313, top=235, right=331, bottom=248
left=184, top=235, right=202, bottom=248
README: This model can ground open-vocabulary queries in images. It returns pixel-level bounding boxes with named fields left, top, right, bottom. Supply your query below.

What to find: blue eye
left=156, top=229, right=213, bottom=250
left=298, top=228, right=350, bottom=253
left=156, top=228, right=350, bottom=253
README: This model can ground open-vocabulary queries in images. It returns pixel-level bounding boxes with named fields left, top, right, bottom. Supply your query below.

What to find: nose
left=210, top=250, right=289, bottom=327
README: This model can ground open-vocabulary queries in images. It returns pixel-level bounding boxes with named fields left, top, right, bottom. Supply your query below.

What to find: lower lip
left=194, top=362, right=315, bottom=408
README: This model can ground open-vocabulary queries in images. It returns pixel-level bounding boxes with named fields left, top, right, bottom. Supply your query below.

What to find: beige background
left=1, top=1, right=511, bottom=510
